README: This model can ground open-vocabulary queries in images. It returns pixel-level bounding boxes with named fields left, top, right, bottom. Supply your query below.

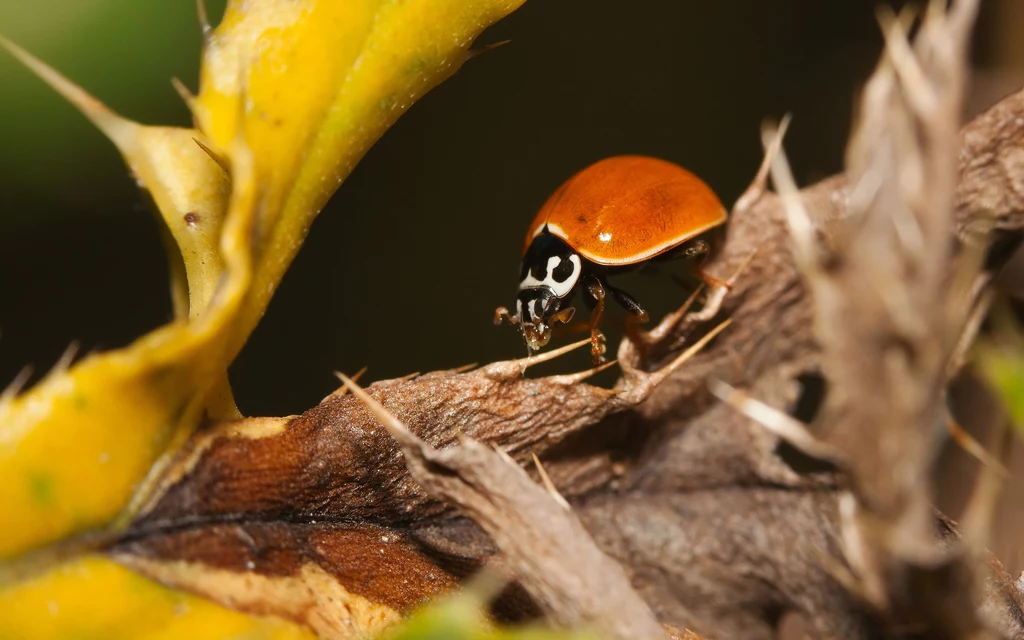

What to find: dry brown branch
left=100, top=3, right=1024, bottom=637
left=758, top=2, right=989, bottom=635
left=337, top=373, right=668, bottom=639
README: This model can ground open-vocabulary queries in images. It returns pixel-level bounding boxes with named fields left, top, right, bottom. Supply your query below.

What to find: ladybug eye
left=528, top=298, right=546, bottom=320
left=518, top=291, right=559, bottom=323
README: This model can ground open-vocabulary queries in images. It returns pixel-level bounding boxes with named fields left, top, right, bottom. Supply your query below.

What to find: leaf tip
left=0, top=36, right=136, bottom=147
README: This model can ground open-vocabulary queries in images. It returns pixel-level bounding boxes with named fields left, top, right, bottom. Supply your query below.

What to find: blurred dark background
left=2, top=3, right=1024, bottom=569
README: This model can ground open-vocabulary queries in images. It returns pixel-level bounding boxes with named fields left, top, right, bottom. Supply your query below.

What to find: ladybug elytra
left=495, top=155, right=728, bottom=362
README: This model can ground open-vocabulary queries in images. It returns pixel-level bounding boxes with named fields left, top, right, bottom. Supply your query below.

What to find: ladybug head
left=513, top=234, right=582, bottom=351
left=515, top=288, right=577, bottom=352
left=515, top=288, right=557, bottom=351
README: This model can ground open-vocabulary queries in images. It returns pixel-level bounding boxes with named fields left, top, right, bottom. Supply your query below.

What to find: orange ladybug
left=495, top=155, right=728, bottom=361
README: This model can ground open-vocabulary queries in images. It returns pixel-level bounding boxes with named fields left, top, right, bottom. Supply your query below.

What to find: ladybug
left=495, top=155, right=728, bottom=362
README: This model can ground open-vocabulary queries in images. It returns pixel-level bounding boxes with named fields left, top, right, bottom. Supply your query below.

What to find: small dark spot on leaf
left=184, top=212, right=200, bottom=227
left=29, top=473, right=56, bottom=507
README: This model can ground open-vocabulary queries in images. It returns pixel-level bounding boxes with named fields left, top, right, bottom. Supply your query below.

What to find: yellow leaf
left=193, top=0, right=528, bottom=365
left=0, top=556, right=315, bottom=640
left=0, top=39, right=242, bottom=421
left=0, top=123, right=258, bottom=559
left=1, top=37, right=231, bottom=321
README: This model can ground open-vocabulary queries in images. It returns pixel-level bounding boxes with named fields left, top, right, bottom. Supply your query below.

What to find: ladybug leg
left=608, top=285, right=650, bottom=346
left=607, top=286, right=649, bottom=323
left=583, top=277, right=608, bottom=364
left=691, top=264, right=731, bottom=290
left=680, top=238, right=710, bottom=259
left=683, top=238, right=732, bottom=291
left=548, top=278, right=607, bottom=362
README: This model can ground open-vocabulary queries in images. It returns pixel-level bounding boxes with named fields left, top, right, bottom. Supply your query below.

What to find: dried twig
left=338, top=373, right=668, bottom=640
left=769, top=1, right=995, bottom=635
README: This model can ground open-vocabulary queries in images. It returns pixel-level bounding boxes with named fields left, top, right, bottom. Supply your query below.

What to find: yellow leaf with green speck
left=0, top=556, right=315, bottom=640
left=0, top=129, right=258, bottom=559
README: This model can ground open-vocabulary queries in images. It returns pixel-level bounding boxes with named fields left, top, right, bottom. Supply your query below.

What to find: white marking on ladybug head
left=519, top=253, right=581, bottom=299
left=528, top=299, right=539, bottom=321
left=515, top=299, right=523, bottom=321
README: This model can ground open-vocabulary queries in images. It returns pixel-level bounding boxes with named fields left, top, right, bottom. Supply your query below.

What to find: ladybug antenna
left=493, top=306, right=519, bottom=326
